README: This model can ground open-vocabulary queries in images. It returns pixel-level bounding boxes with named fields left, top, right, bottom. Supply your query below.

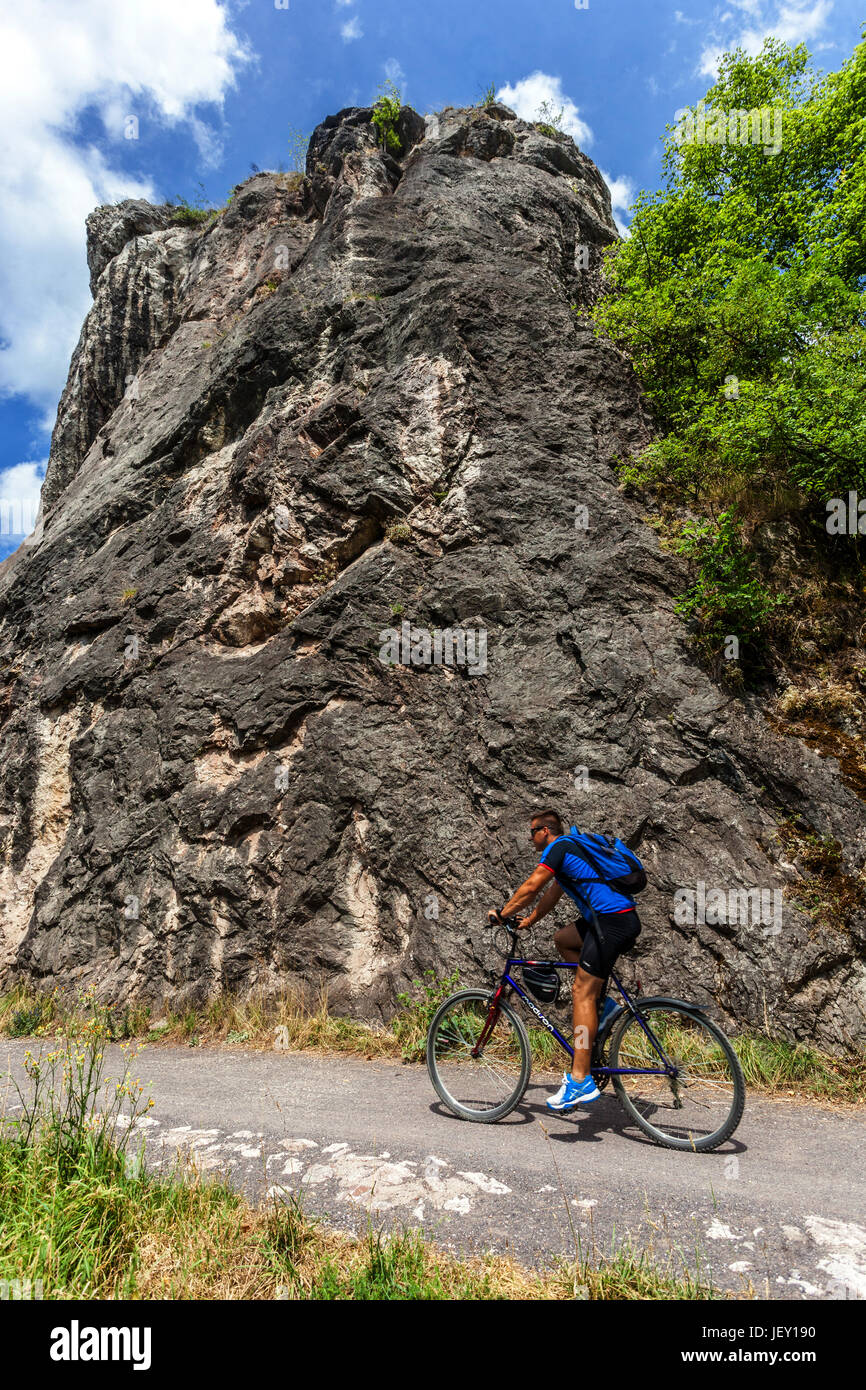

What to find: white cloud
left=335, top=0, right=356, bottom=6
left=496, top=72, right=593, bottom=147
left=600, top=170, right=635, bottom=238
left=698, top=0, right=833, bottom=78
left=0, top=460, right=46, bottom=537
left=0, top=1, right=251, bottom=417
left=601, top=171, right=635, bottom=214
left=341, top=16, right=363, bottom=41
left=494, top=74, right=631, bottom=232
left=384, top=58, right=406, bottom=92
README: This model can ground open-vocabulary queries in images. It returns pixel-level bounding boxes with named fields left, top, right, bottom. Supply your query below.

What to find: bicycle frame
left=479, top=950, right=679, bottom=1078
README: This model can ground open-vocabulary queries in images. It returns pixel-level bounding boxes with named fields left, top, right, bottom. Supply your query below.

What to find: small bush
left=385, top=520, right=411, bottom=544
left=372, top=81, right=403, bottom=155
left=313, top=558, right=338, bottom=585
left=534, top=99, right=566, bottom=139
left=673, top=510, right=784, bottom=666
left=171, top=203, right=214, bottom=226
left=776, top=817, right=866, bottom=935
left=9, top=1003, right=50, bottom=1037
left=286, top=126, right=309, bottom=176
left=393, top=969, right=460, bottom=1061
left=170, top=181, right=222, bottom=226
left=10, top=991, right=153, bottom=1174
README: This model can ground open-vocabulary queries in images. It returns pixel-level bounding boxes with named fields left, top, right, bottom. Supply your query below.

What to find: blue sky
left=1, top=0, right=863, bottom=559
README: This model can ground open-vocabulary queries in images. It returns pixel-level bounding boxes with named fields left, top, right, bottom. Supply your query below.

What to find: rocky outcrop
left=0, top=104, right=863, bottom=1046
left=43, top=200, right=194, bottom=514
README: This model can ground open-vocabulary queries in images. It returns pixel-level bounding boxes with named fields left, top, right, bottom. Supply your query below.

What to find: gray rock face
left=85, top=199, right=177, bottom=294
left=0, top=105, right=863, bottom=1045
left=44, top=212, right=198, bottom=515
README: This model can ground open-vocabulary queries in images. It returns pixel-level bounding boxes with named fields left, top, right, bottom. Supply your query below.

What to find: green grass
left=0, top=998, right=720, bottom=1300
left=170, top=202, right=216, bottom=226
left=732, top=1033, right=865, bottom=1102
left=0, top=1132, right=719, bottom=1299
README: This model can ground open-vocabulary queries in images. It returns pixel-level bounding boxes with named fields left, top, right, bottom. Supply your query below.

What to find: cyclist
left=488, top=809, right=642, bottom=1114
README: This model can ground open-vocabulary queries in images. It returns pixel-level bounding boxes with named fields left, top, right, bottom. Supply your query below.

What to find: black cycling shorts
left=577, top=909, right=641, bottom=979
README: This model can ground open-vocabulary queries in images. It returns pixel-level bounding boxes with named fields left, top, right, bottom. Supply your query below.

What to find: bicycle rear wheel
left=426, top=989, right=531, bottom=1123
left=609, top=1004, right=745, bottom=1152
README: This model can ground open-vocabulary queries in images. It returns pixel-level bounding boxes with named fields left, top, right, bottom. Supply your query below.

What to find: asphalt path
left=2, top=1040, right=864, bottom=1300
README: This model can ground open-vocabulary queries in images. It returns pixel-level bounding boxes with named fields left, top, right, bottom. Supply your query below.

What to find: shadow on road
left=425, top=1082, right=748, bottom=1156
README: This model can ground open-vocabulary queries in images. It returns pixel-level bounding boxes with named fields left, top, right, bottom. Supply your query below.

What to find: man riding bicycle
left=488, top=809, right=642, bottom=1114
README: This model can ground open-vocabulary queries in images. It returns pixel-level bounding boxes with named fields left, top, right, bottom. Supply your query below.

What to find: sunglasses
left=529, top=826, right=546, bottom=839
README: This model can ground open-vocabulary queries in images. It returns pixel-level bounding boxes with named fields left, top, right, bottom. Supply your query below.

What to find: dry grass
left=3, top=969, right=864, bottom=1106
left=769, top=702, right=866, bottom=800
left=775, top=680, right=862, bottom=725
left=775, top=818, right=866, bottom=939
left=125, top=1166, right=721, bottom=1300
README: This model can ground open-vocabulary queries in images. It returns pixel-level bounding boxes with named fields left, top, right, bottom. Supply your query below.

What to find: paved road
left=2, top=1040, right=864, bottom=1299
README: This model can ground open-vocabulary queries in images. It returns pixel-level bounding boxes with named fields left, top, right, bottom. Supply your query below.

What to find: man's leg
left=554, top=924, right=584, bottom=1027
left=553, top=922, right=584, bottom=964
left=555, top=924, right=603, bottom=1077
left=571, top=967, right=604, bottom=1081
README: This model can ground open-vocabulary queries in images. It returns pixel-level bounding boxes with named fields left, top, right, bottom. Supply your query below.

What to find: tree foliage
left=372, top=80, right=403, bottom=155
left=594, top=33, right=866, bottom=510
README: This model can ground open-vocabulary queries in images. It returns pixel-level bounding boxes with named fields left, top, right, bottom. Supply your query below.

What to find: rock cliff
left=0, top=103, right=863, bottom=1047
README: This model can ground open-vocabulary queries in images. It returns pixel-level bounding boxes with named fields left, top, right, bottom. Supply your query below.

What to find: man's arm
left=520, top=876, right=563, bottom=928
left=489, top=866, right=563, bottom=926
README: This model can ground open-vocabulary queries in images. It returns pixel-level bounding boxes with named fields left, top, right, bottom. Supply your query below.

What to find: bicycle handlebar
left=490, top=916, right=522, bottom=956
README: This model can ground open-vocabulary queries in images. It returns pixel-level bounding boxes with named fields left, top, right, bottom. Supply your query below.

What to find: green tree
left=372, top=80, right=403, bottom=154
left=594, top=33, right=866, bottom=511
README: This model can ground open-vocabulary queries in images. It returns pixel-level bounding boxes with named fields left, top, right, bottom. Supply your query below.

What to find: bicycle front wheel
left=609, top=1004, right=745, bottom=1152
left=426, top=989, right=531, bottom=1123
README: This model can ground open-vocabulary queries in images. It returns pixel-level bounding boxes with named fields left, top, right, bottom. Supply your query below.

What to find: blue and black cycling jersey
left=539, top=829, right=635, bottom=917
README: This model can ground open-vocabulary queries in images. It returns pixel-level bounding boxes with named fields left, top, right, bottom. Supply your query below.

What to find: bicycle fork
left=472, top=991, right=502, bottom=1057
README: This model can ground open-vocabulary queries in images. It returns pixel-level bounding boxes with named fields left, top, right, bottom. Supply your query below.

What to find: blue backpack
left=562, top=828, right=647, bottom=897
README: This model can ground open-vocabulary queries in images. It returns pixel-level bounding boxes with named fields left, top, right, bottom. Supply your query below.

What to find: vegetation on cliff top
left=594, top=33, right=866, bottom=706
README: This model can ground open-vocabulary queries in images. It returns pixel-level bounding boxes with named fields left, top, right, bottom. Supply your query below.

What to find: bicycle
left=426, top=917, right=746, bottom=1152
